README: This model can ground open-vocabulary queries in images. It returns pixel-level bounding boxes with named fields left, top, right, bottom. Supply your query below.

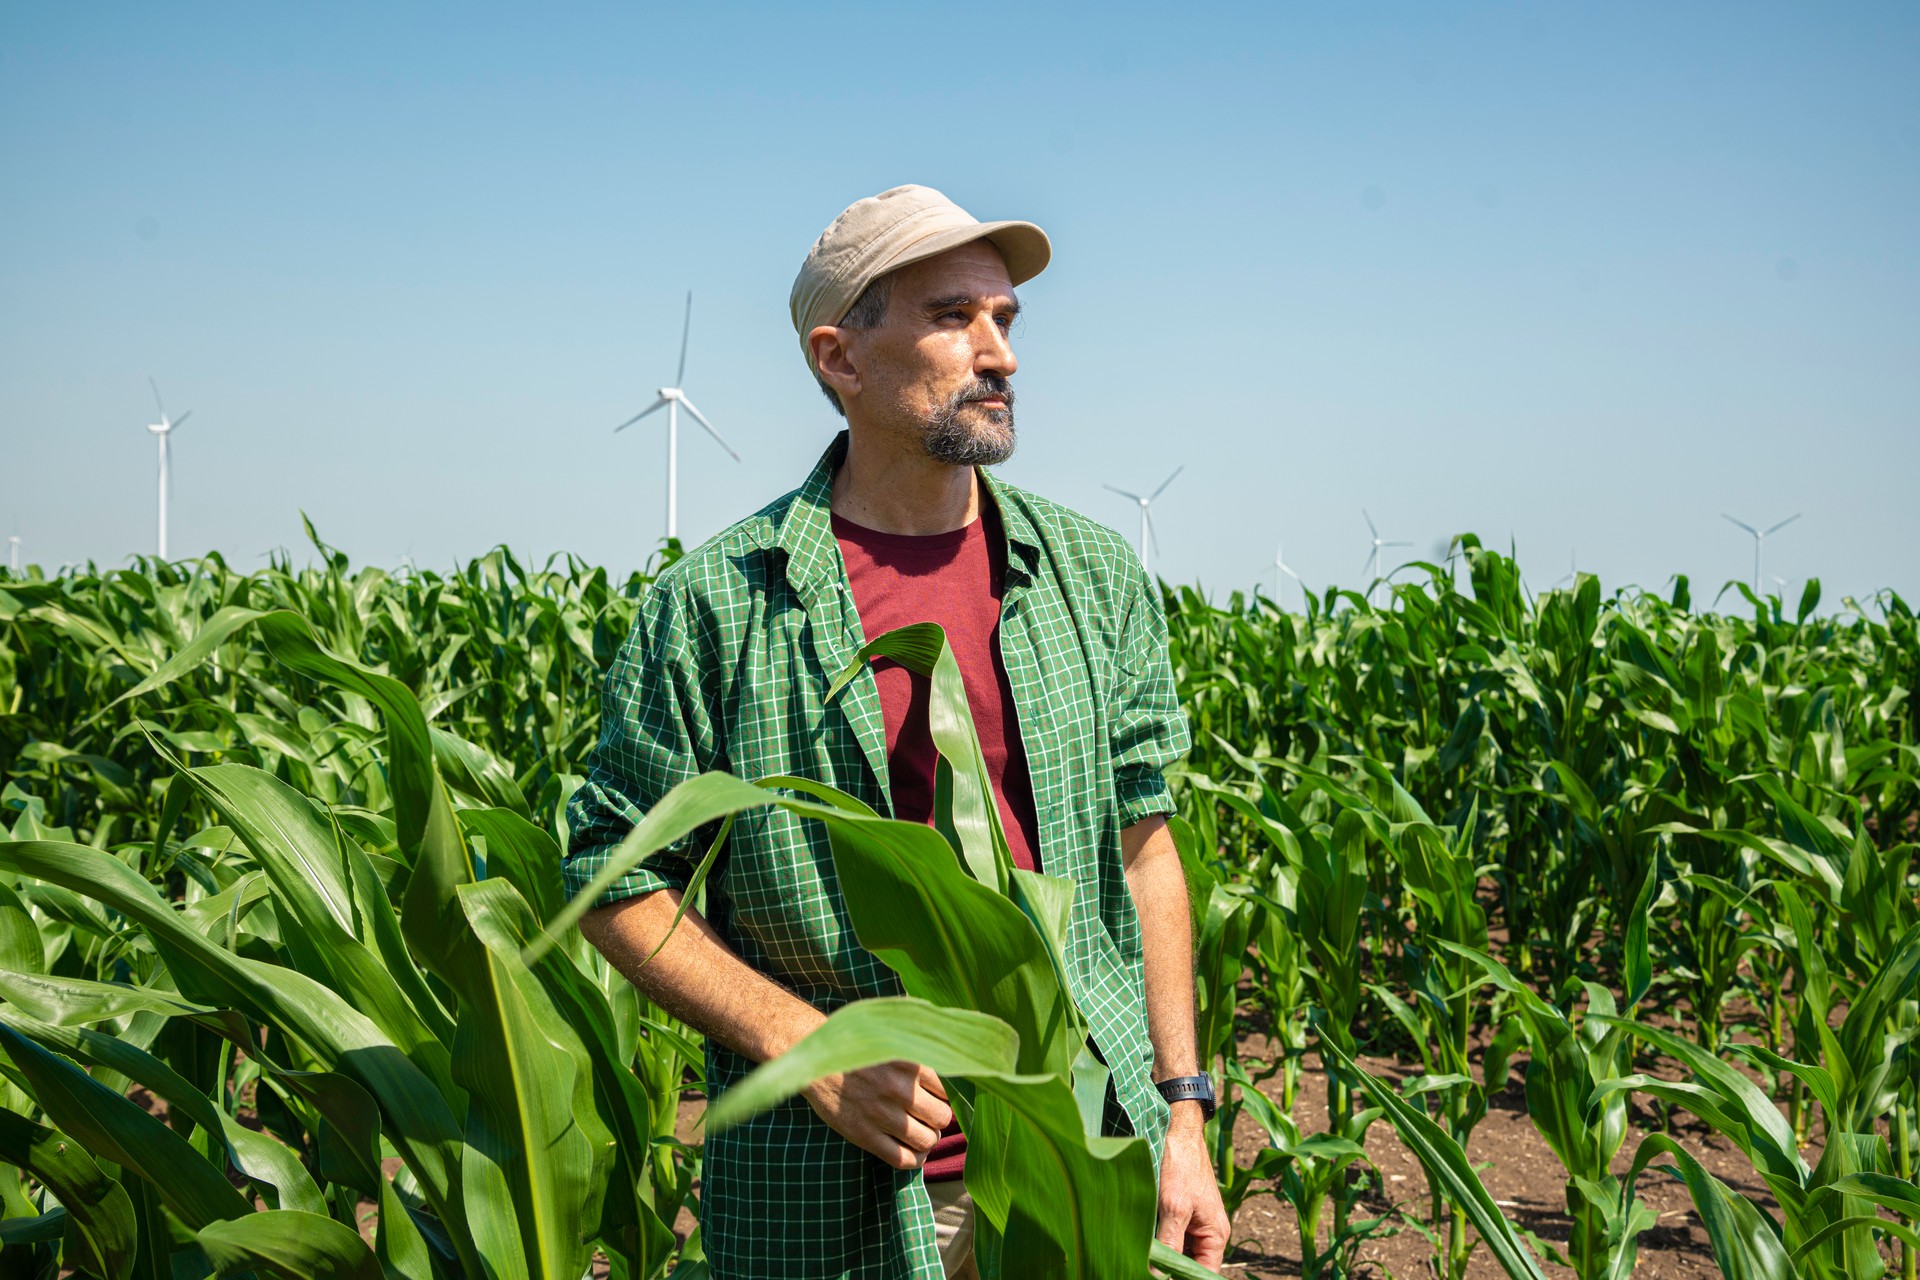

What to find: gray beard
left=923, top=383, right=1017, bottom=466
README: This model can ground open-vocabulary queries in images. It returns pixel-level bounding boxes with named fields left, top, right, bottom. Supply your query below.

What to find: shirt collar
left=978, top=464, right=1043, bottom=579
left=773, top=429, right=1043, bottom=593
left=772, top=431, right=847, bottom=601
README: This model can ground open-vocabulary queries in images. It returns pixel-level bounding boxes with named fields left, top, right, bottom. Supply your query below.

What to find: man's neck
left=830, top=426, right=980, bottom=535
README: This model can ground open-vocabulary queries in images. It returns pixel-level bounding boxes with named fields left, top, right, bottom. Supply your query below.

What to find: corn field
left=1, top=528, right=1915, bottom=1279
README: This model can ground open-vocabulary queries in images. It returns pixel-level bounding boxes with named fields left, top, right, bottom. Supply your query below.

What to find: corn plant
left=1325, top=1036, right=1561, bottom=1279
left=1595, top=918, right=1920, bottom=1278
left=1220, top=1052, right=1382, bottom=1280
left=1, top=610, right=695, bottom=1278
left=1344, top=772, right=1524, bottom=1280
left=1402, top=855, right=1660, bottom=1280
left=1192, top=769, right=1382, bottom=1275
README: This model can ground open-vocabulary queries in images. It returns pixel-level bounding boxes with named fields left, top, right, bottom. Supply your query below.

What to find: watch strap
left=1155, top=1074, right=1216, bottom=1119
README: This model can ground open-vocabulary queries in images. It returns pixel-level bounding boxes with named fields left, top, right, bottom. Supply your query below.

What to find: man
left=566, top=185, right=1230, bottom=1278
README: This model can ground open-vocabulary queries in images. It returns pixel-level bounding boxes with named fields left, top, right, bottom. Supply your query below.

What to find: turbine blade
left=1363, top=508, right=1379, bottom=538
left=1387, top=540, right=1413, bottom=548
left=1103, top=485, right=1143, bottom=501
left=169, top=410, right=193, bottom=430
left=149, top=376, right=166, bottom=417
left=1763, top=513, right=1802, bottom=537
left=613, top=398, right=669, bottom=432
left=677, top=395, right=740, bottom=461
left=1146, top=509, right=1161, bottom=556
left=1280, top=564, right=1301, bottom=581
left=676, top=291, right=693, bottom=387
left=1721, top=513, right=1759, bottom=536
left=1149, top=465, right=1184, bottom=501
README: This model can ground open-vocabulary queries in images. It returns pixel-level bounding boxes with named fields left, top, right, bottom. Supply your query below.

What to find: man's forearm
left=580, top=889, right=822, bottom=1064
left=1121, top=814, right=1202, bottom=1085
left=1123, top=812, right=1232, bottom=1264
left=580, top=886, right=957, bottom=1170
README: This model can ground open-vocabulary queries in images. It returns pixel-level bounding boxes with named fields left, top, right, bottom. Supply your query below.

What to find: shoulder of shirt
left=641, top=485, right=801, bottom=607
left=643, top=474, right=1147, bottom=607
left=988, top=477, right=1145, bottom=584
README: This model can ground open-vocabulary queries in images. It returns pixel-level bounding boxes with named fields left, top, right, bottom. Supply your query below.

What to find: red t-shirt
left=832, top=501, right=1042, bottom=1182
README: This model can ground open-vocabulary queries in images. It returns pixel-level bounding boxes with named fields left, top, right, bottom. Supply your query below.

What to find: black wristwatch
left=1155, top=1074, right=1216, bottom=1120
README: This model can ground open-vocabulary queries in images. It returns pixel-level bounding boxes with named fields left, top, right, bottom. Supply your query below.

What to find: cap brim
left=870, top=218, right=1052, bottom=289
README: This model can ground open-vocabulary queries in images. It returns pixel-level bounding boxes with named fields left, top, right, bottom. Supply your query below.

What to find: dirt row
left=1216, top=1033, right=1776, bottom=1278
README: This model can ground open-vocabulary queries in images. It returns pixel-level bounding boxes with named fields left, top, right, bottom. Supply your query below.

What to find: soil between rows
left=1211, top=1032, right=1774, bottom=1278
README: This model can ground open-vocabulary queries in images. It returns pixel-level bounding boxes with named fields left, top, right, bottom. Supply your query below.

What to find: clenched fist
left=804, top=1061, right=954, bottom=1170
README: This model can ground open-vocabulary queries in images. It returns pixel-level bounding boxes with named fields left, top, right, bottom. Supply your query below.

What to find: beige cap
left=789, top=184, right=1051, bottom=369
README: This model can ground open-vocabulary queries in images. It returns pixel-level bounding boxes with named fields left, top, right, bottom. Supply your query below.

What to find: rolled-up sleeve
left=1108, top=561, right=1191, bottom=829
left=563, top=578, right=714, bottom=907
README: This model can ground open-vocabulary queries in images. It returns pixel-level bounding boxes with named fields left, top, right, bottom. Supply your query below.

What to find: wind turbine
left=1269, top=542, right=1302, bottom=604
left=1721, top=512, right=1800, bottom=594
left=1555, top=550, right=1579, bottom=589
left=1361, top=509, right=1412, bottom=606
left=613, top=292, right=740, bottom=543
left=146, top=379, right=192, bottom=560
left=1104, top=466, right=1182, bottom=577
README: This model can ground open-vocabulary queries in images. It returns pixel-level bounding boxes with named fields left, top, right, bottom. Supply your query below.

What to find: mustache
left=947, top=376, right=1014, bottom=411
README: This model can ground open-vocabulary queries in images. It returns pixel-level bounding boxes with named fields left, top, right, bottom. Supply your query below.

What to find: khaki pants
left=927, top=1178, right=978, bottom=1279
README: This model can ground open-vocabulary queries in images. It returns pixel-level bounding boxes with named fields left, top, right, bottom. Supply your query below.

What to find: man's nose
left=972, top=315, right=1017, bottom=379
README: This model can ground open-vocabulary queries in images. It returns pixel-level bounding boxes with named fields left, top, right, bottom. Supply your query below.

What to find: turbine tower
left=1104, top=466, right=1182, bottom=577
left=7, top=535, right=19, bottom=575
left=1270, top=542, right=1301, bottom=605
left=1361, top=509, right=1412, bottom=606
left=614, top=292, right=740, bottom=542
left=1721, top=512, right=1800, bottom=594
left=146, top=379, right=192, bottom=560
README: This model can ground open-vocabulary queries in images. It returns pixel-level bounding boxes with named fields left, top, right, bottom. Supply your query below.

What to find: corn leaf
left=444, top=877, right=604, bottom=1280
left=0, top=1010, right=324, bottom=1215
left=0, top=1021, right=252, bottom=1229
left=0, top=838, right=480, bottom=1272
left=707, top=996, right=1022, bottom=1132
left=1321, top=1037, right=1550, bottom=1280
left=196, top=1209, right=383, bottom=1279
left=1626, top=1135, right=1794, bottom=1280
left=0, top=1106, right=136, bottom=1280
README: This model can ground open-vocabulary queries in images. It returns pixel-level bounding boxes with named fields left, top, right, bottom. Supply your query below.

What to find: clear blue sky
left=4, top=2, right=1915, bottom=607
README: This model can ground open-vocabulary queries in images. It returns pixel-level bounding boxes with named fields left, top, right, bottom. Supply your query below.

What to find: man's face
left=847, top=241, right=1021, bottom=465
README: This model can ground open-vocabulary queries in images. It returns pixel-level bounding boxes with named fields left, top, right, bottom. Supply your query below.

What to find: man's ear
left=810, top=325, right=861, bottom=404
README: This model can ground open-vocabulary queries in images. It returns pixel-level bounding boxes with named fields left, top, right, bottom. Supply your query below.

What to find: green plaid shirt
left=566, top=432, right=1189, bottom=1279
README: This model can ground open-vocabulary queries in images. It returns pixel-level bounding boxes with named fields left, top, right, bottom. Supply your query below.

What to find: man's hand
left=1157, top=1105, right=1230, bottom=1266
left=803, top=1061, right=953, bottom=1170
